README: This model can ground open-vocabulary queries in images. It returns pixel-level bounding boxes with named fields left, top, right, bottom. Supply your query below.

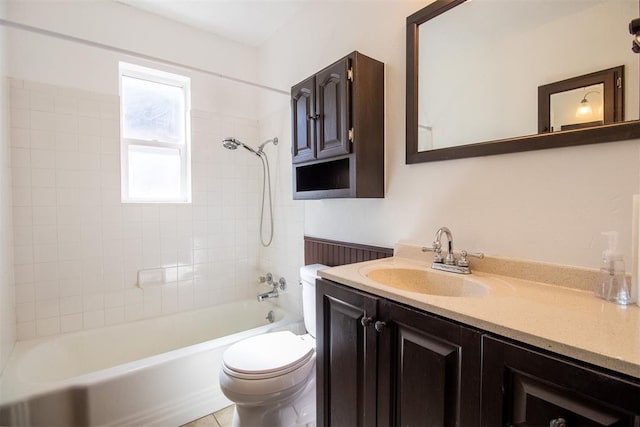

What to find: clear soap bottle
left=595, top=232, right=632, bottom=305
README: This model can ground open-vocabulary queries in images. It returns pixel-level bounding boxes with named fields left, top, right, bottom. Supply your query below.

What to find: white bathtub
left=0, top=299, right=297, bottom=427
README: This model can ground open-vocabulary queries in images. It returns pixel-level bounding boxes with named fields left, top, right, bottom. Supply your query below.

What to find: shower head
left=221, top=137, right=278, bottom=156
left=222, top=137, right=259, bottom=155
left=222, top=137, right=240, bottom=150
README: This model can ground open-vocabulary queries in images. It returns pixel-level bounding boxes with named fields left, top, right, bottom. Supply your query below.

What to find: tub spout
left=257, top=288, right=279, bottom=302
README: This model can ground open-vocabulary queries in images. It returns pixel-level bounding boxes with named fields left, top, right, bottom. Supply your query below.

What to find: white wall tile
left=36, top=318, right=60, bottom=337
left=34, top=262, right=58, bottom=282
left=36, top=299, right=59, bottom=319
left=31, top=169, right=56, bottom=188
left=60, top=295, right=82, bottom=315
left=32, top=206, right=57, bottom=225
left=32, top=188, right=56, bottom=206
left=30, top=111, right=56, bottom=131
left=30, top=130, right=55, bottom=150
left=31, top=149, right=56, bottom=169
left=55, top=132, right=79, bottom=151
left=83, top=310, right=105, bottom=329
left=9, top=80, right=267, bottom=342
left=61, top=314, right=83, bottom=333
left=105, top=307, right=124, bottom=326
left=16, top=302, right=35, bottom=323
left=11, top=128, right=30, bottom=148
left=34, top=281, right=60, bottom=301
left=30, top=92, right=55, bottom=112
left=10, top=108, right=29, bottom=128
left=12, top=168, right=32, bottom=188
left=17, top=322, right=36, bottom=341
left=11, top=148, right=30, bottom=168
left=15, top=284, right=35, bottom=304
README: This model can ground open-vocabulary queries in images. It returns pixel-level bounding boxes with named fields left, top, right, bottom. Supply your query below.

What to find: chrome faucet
left=423, top=227, right=484, bottom=274
left=257, top=287, right=279, bottom=302
left=433, top=226, right=455, bottom=265
left=257, top=274, right=287, bottom=302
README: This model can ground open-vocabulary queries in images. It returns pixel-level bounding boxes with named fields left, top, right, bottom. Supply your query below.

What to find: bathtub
left=0, top=299, right=297, bottom=427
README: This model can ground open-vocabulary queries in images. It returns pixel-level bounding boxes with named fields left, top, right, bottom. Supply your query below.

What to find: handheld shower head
left=220, top=135, right=279, bottom=247
left=222, top=137, right=240, bottom=150
left=222, top=137, right=259, bottom=155
left=221, top=137, right=278, bottom=156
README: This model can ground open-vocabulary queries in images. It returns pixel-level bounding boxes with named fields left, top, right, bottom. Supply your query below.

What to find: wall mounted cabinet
left=291, top=51, right=384, bottom=199
left=317, top=279, right=640, bottom=427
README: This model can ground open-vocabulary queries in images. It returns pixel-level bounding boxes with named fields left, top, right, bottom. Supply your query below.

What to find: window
left=120, top=62, right=191, bottom=203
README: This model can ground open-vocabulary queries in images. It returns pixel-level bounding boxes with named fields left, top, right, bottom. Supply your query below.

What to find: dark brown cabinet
left=291, top=52, right=384, bottom=199
left=316, top=278, right=481, bottom=427
left=317, top=278, right=640, bottom=427
left=481, top=336, right=640, bottom=427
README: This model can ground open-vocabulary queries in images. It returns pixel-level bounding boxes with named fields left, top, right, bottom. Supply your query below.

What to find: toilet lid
left=223, top=331, right=314, bottom=378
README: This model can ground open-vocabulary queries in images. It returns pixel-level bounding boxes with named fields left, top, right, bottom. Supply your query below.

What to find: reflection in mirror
left=538, top=66, right=624, bottom=133
left=407, top=0, right=640, bottom=163
left=551, top=84, right=604, bottom=131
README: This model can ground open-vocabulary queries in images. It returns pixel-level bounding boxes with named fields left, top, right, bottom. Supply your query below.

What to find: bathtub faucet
left=257, top=276, right=287, bottom=302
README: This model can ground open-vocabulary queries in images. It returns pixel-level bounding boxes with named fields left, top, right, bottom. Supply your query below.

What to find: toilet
left=219, top=264, right=328, bottom=427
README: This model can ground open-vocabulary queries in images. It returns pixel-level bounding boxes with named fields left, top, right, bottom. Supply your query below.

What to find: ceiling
left=117, top=0, right=307, bottom=47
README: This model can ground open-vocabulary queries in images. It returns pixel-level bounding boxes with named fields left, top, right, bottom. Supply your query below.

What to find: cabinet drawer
left=481, top=336, right=640, bottom=426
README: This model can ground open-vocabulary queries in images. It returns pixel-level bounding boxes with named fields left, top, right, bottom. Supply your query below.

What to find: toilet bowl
left=219, top=264, right=327, bottom=427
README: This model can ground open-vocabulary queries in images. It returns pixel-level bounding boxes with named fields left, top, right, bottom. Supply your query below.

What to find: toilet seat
left=222, top=331, right=315, bottom=380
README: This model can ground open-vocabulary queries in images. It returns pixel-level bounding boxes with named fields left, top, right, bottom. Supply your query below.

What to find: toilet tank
left=299, top=264, right=328, bottom=338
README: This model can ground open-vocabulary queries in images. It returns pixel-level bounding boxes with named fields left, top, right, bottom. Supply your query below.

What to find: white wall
left=4, top=1, right=290, bottom=340
left=0, top=0, right=17, bottom=371
left=258, top=1, right=640, bottom=270
left=2, top=0, right=260, bottom=90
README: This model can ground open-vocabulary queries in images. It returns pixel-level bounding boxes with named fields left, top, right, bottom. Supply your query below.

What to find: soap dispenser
left=595, top=231, right=632, bottom=305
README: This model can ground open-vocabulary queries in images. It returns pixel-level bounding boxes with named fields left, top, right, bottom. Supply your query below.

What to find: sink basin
left=365, top=268, right=488, bottom=297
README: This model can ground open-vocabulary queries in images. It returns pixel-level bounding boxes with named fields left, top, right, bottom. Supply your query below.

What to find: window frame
left=119, top=62, right=192, bottom=203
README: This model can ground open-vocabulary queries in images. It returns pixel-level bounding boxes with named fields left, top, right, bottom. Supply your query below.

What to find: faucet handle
left=457, top=250, right=484, bottom=267
left=258, top=273, right=273, bottom=284
left=422, top=243, right=444, bottom=263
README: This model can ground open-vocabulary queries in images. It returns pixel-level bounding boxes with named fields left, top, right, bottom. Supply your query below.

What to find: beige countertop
left=318, top=246, right=640, bottom=380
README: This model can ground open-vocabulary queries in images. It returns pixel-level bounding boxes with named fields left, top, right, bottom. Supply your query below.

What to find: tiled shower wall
left=10, top=78, right=263, bottom=340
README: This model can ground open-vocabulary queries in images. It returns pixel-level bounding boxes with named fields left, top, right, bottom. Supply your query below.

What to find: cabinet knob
left=549, top=418, right=567, bottom=427
left=374, top=321, right=387, bottom=332
left=360, top=316, right=373, bottom=327
left=308, top=114, right=319, bottom=120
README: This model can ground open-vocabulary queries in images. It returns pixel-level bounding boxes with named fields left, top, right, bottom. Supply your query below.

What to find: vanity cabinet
left=291, top=51, right=384, bottom=199
left=316, top=278, right=481, bottom=427
left=317, top=278, right=640, bottom=427
left=481, top=336, right=640, bottom=426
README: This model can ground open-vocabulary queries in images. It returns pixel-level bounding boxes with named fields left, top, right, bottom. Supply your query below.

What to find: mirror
left=538, top=66, right=624, bottom=133
left=406, top=0, right=640, bottom=164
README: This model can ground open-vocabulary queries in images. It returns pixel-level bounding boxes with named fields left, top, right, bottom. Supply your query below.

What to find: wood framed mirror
left=406, top=0, right=640, bottom=164
left=538, top=66, right=624, bottom=133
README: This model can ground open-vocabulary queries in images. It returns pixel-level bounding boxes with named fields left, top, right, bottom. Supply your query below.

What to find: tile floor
left=181, top=405, right=234, bottom=427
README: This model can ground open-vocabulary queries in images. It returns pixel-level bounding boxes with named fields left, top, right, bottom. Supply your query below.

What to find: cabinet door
left=481, top=336, right=640, bottom=426
left=315, top=58, right=351, bottom=160
left=377, top=300, right=482, bottom=427
left=291, top=76, right=316, bottom=164
left=316, top=279, right=378, bottom=427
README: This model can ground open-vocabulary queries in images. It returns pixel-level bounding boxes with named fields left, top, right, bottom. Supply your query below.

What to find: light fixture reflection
left=575, top=91, right=600, bottom=118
